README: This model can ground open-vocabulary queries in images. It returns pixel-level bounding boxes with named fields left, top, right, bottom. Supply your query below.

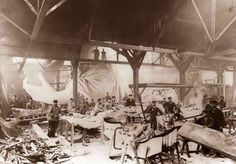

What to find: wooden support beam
left=117, top=49, right=146, bottom=102
left=210, top=56, right=236, bottom=62
left=210, top=49, right=236, bottom=57
left=23, top=0, right=38, bottom=15
left=46, top=0, right=68, bottom=16
left=216, top=15, right=236, bottom=41
left=0, top=12, right=30, bottom=37
left=167, top=54, right=180, bottom=69
left=191, top=0, right=213, bottom=43
left=31, top=0, right=53, bottom=40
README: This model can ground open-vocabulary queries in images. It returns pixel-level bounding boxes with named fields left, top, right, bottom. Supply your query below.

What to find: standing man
left=164, top=97, right=176, bottom=114
left=125, top=94, right=136, bottom=107
left=92, top=47, right=100, bottom=60
left=101, top=49, right=106, bottom=61
left=47, top=100, right=61, bottom=138
left=145, top=101, right=163, bottom=130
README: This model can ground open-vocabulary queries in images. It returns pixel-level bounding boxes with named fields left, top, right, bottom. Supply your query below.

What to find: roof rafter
left=23, top=0, right=38, bottom=16
left=191, top=0, right=213, bottom=43
left=31, top=0, right=53, bottom=40
left=46, top=0, right=68, bottom=16
left=0, top=12, right=30, bottom=37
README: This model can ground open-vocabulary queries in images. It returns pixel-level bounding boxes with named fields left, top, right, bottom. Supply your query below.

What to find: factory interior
left=0, top=0, right=236, bottom=163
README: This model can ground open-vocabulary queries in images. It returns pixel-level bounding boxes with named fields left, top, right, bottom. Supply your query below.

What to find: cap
left=53, top=100, right=58, bottom=103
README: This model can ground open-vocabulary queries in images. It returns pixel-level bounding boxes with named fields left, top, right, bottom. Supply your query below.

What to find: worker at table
left=47, top=100, right=61, bottom=138
left=210, top=100, right=225, bottom=132
left=195, top=110, right=215, bottom=155
left=218, top=96, right=227, bottom=110
left=145, top=101, right=163, bottom=130
left=26, top=98, right=36, bottom=109
left=164, top=97, right=176, bottom=114
left=125, top=94, right=136, bottom=107
left=94, top=99, right=104, bottom=115
left=67, top=98, right=75, bottom=113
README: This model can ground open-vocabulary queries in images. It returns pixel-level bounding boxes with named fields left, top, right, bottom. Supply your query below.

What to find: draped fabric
left=23, top=64, right=120, bottom=104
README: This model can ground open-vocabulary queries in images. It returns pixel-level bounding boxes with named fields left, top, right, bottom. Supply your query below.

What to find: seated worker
left=9, top=95, right=20, bottom=108
left=67, top=98, right=76, bottom=112
left=105, top=92, right=112, bottom=101
left=89, top=99, right=96, bottom=107
left=26, top=98, right=36, bottom=109
left=105, top=99, right=113, bottom=110
left=195, top=110, right=215, bottom=155
left=164, top=97, right=176, bottom=114
left=218, top=96, right=227, bottom=110
left=47, top=100, right=61, bottom=138
left=125, top=94, right=136, bottom=107
left=111, top=96, right=116, bottom=107
left=171, top=107, right=184, bottom=122
left=145, top=101, right=163, bottom=130
left=94, top=99, right=104, bottom=115
left=204, top=98, right=214, bottom=114
left=176, top=97, right=183, bottom=109
left=210, top=100, right=226, bottom=132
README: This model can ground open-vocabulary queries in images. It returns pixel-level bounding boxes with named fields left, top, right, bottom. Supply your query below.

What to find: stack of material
left=12, top=108, right=48, bottom=124
left=0, top=124, right=71, bottom=163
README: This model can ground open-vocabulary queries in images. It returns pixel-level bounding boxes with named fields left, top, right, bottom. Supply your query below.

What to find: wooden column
left=72, top=60, right=79, bottom=108
left=179, top=71, right=186, bottom=102
left=0, top=72, right=11, bottom=118
left=115, top=49, right=146, bottom=103
left=133, top=66, right=139, bottom=102
left=167, top=54, right=194, bottom=102
left=216, top=68, right=224, bottom=96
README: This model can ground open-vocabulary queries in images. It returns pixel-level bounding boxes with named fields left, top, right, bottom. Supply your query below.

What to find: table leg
left=65, top=122, right=68, bottom=140
left=71, top=123, right=74, bottom=146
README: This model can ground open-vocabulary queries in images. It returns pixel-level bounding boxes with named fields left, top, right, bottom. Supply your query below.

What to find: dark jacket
left=218, top=100, right=226, bottom=109
left=145, top=104, right=163, bottom=120
left=164, top=101, right=176, bottom=114
left=125, top=99, right=136, bottom=107
left=211, top=108, right=225, bottom=131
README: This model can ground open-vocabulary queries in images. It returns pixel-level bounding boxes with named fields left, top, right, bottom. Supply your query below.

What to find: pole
left=72, top=60, right=78, bottom=108
left=133, top=67, right=139, bottom=103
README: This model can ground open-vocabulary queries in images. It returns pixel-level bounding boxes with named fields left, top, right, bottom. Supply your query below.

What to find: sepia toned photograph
left=0, top=0, right=236, bottom=163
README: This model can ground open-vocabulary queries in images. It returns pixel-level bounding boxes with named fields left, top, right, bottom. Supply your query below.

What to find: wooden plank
left=32, top=124, right=49, bottom=140
left=32, top=124, right=57, bottom=147
left=129, top=83, right=224, bottom=89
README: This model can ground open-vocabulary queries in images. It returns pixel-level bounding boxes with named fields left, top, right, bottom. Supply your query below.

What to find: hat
left=152, top=101, right=156, bottom=103
left=53, top=100, right=58, bottom=103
